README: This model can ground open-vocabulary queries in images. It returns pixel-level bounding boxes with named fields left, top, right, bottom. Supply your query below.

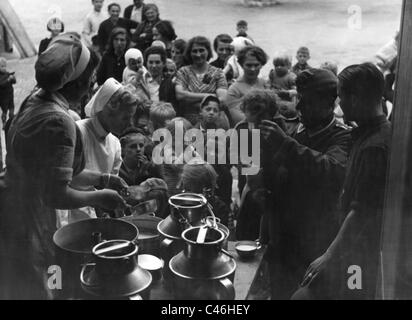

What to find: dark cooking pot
left=53, top=218, right=138, bottom=299
left=80, top=240, right=152, bottom=299
left=169, top=226, right=236, bottom=300
left=121, top=214, right=162, bottom=257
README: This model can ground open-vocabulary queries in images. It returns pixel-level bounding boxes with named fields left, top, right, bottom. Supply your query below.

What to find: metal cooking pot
left=53, top=218, right=138, bottom=299
left=121, top=214, right=162, bottom=257
left=80, top=240, right=152, bottom=300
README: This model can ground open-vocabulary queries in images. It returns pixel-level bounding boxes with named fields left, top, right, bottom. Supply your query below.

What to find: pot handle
left=80, top=263, right=99, bottom=288
left=218, top=278, right=235, bottom=300
left=255, top=239, right=262, bottom=250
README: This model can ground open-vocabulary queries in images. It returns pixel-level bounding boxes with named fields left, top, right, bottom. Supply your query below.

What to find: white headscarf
left=85, top=78, right=122, bottom=117
left=125, top=48, right=144, bottom=65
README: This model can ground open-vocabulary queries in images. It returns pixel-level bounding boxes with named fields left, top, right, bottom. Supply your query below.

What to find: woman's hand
left=101, top=174, right=128, bottom=191
left=93, top=189, right=127, bottom=211
left=301, top=251, right=332, bottom=287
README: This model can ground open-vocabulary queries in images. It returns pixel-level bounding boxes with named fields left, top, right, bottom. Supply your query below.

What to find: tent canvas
left=0, top=0, right=36, bottom=58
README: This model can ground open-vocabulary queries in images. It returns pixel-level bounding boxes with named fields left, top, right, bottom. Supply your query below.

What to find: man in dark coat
left=97, top=3, right=137, bottom=53
left=294, top=63, right=391, bottom=300
left=259, top=68, right=352, bottom=299
left=124, top=0, right=146, bottom=24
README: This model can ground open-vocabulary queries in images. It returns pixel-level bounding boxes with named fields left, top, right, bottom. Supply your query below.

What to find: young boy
left=164, top=59, right=177, bottom=79
left=0, top=57, right=16, bottom=125
left=180, top=160, right=231, bottom=226
left=292, top=46, right=312, bottom=76
left=236, top=20, right=249, bottom=39
left=150, top=101, right=176, bottom=131
left=195, top=95, right=221, bottom=130
left=268, top=54, right=298, bottom=118
left=119, top=128, right=162, bottom=186
left=195, top=95, right=233, bottom=210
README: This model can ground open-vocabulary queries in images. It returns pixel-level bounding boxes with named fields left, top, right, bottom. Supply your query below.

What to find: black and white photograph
left=0, top=0, right=410, bottom=307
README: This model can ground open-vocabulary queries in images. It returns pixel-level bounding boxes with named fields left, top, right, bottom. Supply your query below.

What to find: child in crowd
left=223, top=36, right=254, bottom=84
left=171, top=39, right=187, bottom=70
left=133, top=102, right=153, bottom=136
left=0, top=57, right=16, bottom=126
left=195, top=95, right=221, bottom=130
left=38, top=17, right=65, bottom=55
left=164, top=59, right=177, bottom=79
left=119, top=127, right=162, bottom=186
left=180, top=160, right=230, bottom=226
left=196, top=95, right=233, bottom=209
left=235, top=89, right=282, bottom=240
left=320, top=61, right=338, bottom=76
left=268, top=54, right=298, bottom=118
left=123, top=48, right=146, bottom=85
left=292, top=46, right=312, bottom=76
left=156, top=117, right=193, bottom=196
left=236, top=20, right=252, bottom=41
left=150, top=101, right=177, bottom=131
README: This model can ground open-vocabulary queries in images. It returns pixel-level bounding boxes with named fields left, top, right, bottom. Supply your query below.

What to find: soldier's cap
left=296, top=68, right=338, bottom=93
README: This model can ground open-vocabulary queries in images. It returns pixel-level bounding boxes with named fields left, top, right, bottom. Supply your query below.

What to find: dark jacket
left=124, top=4, right=147, bottom=21
left=263, top=118, right=352, bottom=270
left=97, top=18, right=138, bottom=53
left=96, top=51, right=125, bottom=85
left=131, top=18, right=160, bottom=52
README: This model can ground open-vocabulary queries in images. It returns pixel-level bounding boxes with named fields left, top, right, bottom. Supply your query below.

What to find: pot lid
left=53, top=218, right=139, bottom=255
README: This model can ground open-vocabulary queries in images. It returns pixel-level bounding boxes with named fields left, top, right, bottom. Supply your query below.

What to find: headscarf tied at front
left=85, top=77, right=122, bottom=117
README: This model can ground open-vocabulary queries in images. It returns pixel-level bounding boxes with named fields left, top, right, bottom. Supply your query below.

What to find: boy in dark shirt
left=292, top=46, right=312, bottom=76
left=0, top=57, right=16, bottom=125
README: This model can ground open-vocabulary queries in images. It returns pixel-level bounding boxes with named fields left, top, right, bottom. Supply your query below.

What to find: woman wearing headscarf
left=131, top=3, right=161, bottom=52
left=69, top=78, right=138, bottom=222
left=0, top=33, right=127, bottom=299
left=96, top=27, right=130, bottom=85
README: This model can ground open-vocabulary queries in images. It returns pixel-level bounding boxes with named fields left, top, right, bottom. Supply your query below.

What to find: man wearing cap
left=295, top=63, right=391, bottom=300
left=124, top=0, right=147, bottom=25
left=259, top=68, right=352, bottom=299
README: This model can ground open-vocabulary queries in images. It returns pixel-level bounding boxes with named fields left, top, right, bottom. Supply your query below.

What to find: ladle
left=94, top=242, right=131, bottom=256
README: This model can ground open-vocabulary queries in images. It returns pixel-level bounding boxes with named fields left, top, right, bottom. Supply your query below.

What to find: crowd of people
left=0, top=0, right=398, bottom=300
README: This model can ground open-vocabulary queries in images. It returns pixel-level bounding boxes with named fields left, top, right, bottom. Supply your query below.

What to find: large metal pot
left=169, top=226, right=236, bottom=300
left=121, top=214, right=162, bottom=257
left=53, top=218, right=138, bottom=299
left=80, top=240, right=152, bottom=299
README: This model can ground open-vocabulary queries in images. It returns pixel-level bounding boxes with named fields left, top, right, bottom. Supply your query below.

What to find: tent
left=0, top=0, right=36, bottom=58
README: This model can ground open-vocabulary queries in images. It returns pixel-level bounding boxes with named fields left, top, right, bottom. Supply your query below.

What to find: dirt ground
left=4, top=0, right=403, bottom=108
